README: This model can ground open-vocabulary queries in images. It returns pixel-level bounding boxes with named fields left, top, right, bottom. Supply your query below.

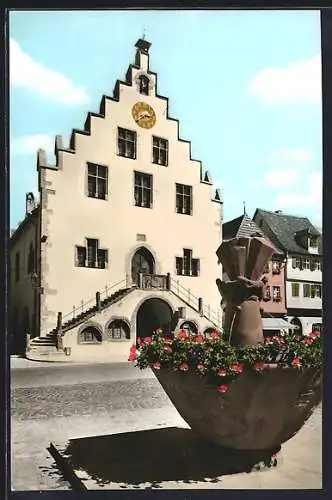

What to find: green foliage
left=128, top=329, right=322, bottom=393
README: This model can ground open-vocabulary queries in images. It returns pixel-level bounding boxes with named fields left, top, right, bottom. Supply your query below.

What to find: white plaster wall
left=39, top=53, right=222, bottom=335
left=61, top=289, right=222, bottom=360
left=286, top=258, right=322, bottom=282
left=287, top=316, right=322, bottom=336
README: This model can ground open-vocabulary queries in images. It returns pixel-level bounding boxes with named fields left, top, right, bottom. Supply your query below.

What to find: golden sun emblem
left=132, top=102, right=156, bottom=129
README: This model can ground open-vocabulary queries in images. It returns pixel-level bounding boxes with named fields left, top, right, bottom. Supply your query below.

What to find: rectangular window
left=176, top=249, right=200, bottom=277
left=295, top=257, right=302, bottom=269
left=303, top=283, right=311, bottom=298
left=263, top=262, right=270, bottom=274
left=311, top=284, right=322, bottom=298
left=292, top=258, right=296, bottom=269
left=176, top=183, right=192, bottom=215
left=76, top=246, right=86, bottom=267
left=15, top=252, right=20, bottom=282
left=134, top=172, right=153, bottom=208
left=87, top=163, right=108, bottom=200
left=272, top=260, right=281, bottom=274
left=118, top=128, right=136, bottom=159
left=310, top=237, right=318, bottom=248
left=265, top=286, right=271, bottom=300
left=291, top=282, right=300, bottom=297
left=75, top=239, right=108, bottom=269
left=152, top=137, right=168, bottom=166
left=303, top=258, right=310, bottom=270
left=315, top=260, right=322, bottom=271
left=272, top=286, right=281, bottom=300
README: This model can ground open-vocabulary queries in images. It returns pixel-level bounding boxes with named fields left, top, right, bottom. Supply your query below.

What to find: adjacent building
left=9, top=39, right=224, bottom=362
left=253, top=209, right=322, bottom=335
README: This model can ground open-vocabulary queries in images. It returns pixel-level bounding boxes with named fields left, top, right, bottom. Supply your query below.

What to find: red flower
left=309, top=331, right=320, bottom=338
left=164, top=345, right=172, bottom=352
left=253, top=362, right=264, bottom=372
left=128, top=346, right=137, bottom=361
left=153, top=361, right=161, bottom=370
left=231, top=363, right=244, bottom=374
left=218, top=384, right=229, bottom=393
left=177, top=330, right=189, bottom=340
left=155, top=328, right=163, bottom=335
left=217, top=369, right=227, bottom=377
left=194, top=335, right=205, bottom=344
left=164, top=337, right=173, bottom=343
left=264, top=337, right=272, bottom=344
left=210, top=331, right=220, bottom=339
left=143, top=337, right=152, bottom=345
left=179, top=363, right=189, bottom=371
left=197, top=364, right=205, bottom=370
left=292, top=358, right=301, bottom=367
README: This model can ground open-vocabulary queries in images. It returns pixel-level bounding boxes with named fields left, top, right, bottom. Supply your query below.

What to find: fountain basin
left=153, top=365, right=322, bottom=450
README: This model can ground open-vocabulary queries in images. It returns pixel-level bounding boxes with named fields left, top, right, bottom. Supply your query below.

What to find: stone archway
left=131, top=247, right=155, bottom=286
left=136, top=298, right=173, bottom=342
left=290, top=317, right=303, bottom=336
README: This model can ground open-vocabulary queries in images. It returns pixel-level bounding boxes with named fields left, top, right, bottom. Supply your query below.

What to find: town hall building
left=10, top=38, right=224, bottom=362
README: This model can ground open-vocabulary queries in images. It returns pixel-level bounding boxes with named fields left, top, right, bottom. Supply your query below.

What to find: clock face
left=132, top=102, right=156, bottom=129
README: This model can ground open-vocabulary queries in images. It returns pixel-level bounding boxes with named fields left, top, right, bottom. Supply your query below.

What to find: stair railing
left=61, top=278, right=127, bottom=324
left=170, top=277, right=222, bottom=329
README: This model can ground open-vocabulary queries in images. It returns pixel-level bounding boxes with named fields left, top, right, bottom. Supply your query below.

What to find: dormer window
left=309, top=237, right=318, bottom=248
left=139, top=75, right=149, bottom=95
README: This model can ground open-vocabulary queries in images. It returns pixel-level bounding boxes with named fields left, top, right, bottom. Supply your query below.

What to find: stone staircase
left=28, top=286, right=133, bottom=352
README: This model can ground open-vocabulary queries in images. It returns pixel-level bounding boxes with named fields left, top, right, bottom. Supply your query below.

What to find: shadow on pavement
left=59, top=427, right=279, bottom=488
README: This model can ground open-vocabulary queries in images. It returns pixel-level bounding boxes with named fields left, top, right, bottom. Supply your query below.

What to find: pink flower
left=210, top=331, right=220, bottom=339
left=218, top=384, right=229, bottom=393
left=292, top=358, right=301, bottom=367
left=264, top=337, right=272, bottom=344
left=253, top=362, right=264, bottom=372
left=164, top=337, right=173, bottom=343
left=153, top=361, right=161, bottom=370
left=197, top=364, right=205, bottom=371
left=164, top=345, right=172, bottom=352
left=136, top=337, right=142, bottom=345
left=194, top=335, right=205, bottom=344
left=143, top=337, right=152, bottom=345
left=301, top=338, right=313, bottom=345
left=128, top=345, right=137, bottom=361
left=231, top=363, right=244, bottom=374
left=177, top=330, right=189, bottom=340
left=217, top=369, right=227, bottom=377
left=156, top=328, right=163, bottom=335
left=179, top=363, right=189, bottom=372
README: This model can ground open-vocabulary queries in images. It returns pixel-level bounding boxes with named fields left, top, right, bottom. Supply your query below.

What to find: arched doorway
left=136, top=298, right=173, bottom=342
left=290, top=317, right=303, bottom=336
left=131, top=247, right=155, bottom=285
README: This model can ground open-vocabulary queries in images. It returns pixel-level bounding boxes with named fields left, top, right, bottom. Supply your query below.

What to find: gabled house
left=9, top=38, right=224, bottom=362
left=253, top=209, right=322, bottom=335
left=222, top=213, right=290, bottom=335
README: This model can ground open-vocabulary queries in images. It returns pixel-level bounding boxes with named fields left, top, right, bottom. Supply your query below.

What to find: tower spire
left=243, top=201, right=246, bottom=215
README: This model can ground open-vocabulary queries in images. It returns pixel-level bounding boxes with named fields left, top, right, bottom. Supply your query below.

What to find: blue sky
left=9, top=10, right=322, bottom=230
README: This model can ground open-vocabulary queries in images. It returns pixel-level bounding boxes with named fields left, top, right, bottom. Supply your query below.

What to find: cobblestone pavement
left=11, top=379, right=169, bottom=420
left=10, top=360, right=322, bottom=491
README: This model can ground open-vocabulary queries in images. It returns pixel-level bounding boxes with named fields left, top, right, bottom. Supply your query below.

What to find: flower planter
left=152, top=365, right=322, bottom=451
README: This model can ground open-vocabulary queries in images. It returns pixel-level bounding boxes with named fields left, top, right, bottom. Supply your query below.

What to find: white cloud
left=273, top=171, right=322, bottom=223
left=11, top=134, right=55, bottom=156
left=269, top=148, right=314, bottom=164
left=10, top=38, right=89, bottom=105
left=264, top=167, right=302, bottom=187
left=247, top=55, right=321, bottom=104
